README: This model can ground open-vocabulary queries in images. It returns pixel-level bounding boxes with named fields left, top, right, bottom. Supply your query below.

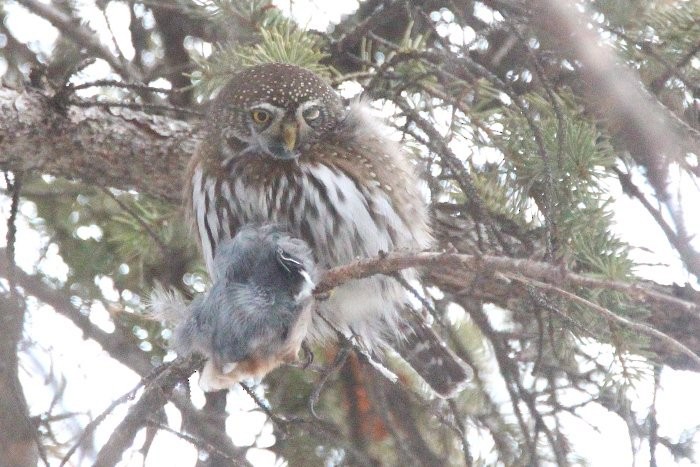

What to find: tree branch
left=315, top=250, right=700, bottom=369
left=93, top=355, right=205, bottom=467
left=0, top=87, right=196, bottom=204
left=1, top=81, right=698, bottom=370
left=532, top=0, right=700, bottom=277
left=0, top=252, right=248, bottom=464
left=0, top=298, right=39, bottom=467
left=316, top=251, right=698, bottom=317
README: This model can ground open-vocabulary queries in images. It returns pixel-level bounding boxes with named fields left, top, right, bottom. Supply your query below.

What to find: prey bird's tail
left=147, top=283, right=190, bottom=325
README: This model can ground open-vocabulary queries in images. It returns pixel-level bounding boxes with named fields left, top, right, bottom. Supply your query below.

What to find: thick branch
left=0, top=87, right=197, bottom=203
left=533, top=0, right=699, bottom=162
left=315, top=250, right=700, bottom=369
left=1, top=80, right=698, bottom=369
left=0, top=298, right=38, bottom=467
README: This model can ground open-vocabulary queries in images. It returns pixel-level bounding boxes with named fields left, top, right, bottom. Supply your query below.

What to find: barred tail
left=395, top=312, right=473, bottom=398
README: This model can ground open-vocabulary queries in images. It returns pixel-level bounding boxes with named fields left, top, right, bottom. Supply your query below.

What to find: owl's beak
left=282, top=122, right=297, bottom=152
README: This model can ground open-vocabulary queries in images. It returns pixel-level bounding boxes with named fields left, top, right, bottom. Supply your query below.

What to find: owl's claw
left=301, top=341, right=314, bottom=368
left=315, top=289, right=333, bottom=301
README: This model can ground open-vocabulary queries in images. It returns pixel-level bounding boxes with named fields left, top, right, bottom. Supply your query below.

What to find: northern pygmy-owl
left=187, top=62, right=471, bottom=397
left=174, top=224, right=317, bottom=392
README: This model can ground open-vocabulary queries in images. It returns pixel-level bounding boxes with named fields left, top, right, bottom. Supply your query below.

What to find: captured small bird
left=154, top=224, right=317, bottom=392
left=187, top=62, right=472, bottom=397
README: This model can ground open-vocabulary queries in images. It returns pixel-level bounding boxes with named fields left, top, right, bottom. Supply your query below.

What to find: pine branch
left=0, top=250, right=248, bottom=464
left=0, top=86, right=196, bottom=204
left=93, top=355, right=206, bottom=467
left=315, top=250, right=700, bottom=369
left=532, top=0, right=700, bottom=277
left=315, top=251, right=698, bottom=319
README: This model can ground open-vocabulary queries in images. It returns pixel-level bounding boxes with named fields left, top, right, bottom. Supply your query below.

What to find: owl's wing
left=209, top=284, right=299, bottom=367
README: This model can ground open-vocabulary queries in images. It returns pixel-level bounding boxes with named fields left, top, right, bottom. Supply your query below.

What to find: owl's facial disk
left=238, top=100, right=326, bottom=161
left=214, top=63, right=345, bottom=162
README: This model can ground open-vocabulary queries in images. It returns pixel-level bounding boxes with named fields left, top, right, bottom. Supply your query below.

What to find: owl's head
left=211, top=63, right=344, bottom=160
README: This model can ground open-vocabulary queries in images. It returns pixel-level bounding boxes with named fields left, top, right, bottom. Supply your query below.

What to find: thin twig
left=67, top=98, right=203, bottom=117
left=146, top=420, right=245, bottom=466
left=100, top=187, right=170, bottom=254
left=59, top=382, right=143, bottom=467
left=308, top=347, right=350, bottom=419
left=239, top=382, right=290, bottom=430
left=507, top=273, right=700, bottom=367
left=70, top=79, right=183, bottom=95
left=93, top=355, right=203, bottom=467
left=16, top=0, right=141, bottom=81
left=649, top=365, right=661, bottom=467
left=5, top=172, right=21, bottom=298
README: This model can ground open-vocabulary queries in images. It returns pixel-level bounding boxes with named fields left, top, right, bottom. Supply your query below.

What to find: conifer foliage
left=0, top=1, right=698, bottom=465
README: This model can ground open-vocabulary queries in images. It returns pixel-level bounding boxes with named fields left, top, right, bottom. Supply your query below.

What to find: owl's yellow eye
left=303, top=107, right=321, bottom=121
left=251, top=109, right=271, bottom=124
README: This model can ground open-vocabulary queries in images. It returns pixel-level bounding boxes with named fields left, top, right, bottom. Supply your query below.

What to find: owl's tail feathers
left=147, top=283, right=190, bottom=325
left=395, top=313, right=473, bottom=398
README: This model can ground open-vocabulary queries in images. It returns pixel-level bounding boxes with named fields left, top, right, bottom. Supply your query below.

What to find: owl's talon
left=301, top=341, right=314, bottom=368
left=315, top=290, right=333, bottom=301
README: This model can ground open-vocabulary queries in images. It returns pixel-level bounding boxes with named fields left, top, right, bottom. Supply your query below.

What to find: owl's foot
left=301, top=341, right=314, bottom=368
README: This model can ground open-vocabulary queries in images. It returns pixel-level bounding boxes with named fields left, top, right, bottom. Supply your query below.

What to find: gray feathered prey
left=172, top=224, right=317, bottom=391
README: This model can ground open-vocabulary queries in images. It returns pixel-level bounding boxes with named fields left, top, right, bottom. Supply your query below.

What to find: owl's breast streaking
left=189, top=99, right=431, bottom=347
left=192, top=138, right=428, bottom=265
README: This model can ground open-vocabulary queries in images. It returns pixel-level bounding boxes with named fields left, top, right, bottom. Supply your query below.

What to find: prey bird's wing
left=209, top=283, right=299, bottom=367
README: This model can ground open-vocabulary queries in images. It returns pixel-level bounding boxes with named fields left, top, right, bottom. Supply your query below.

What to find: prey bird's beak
left=282, top=122, right=297, bottom=152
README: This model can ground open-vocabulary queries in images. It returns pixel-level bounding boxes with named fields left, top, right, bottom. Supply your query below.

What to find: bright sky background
left=2, top=1, right=699, bottom=466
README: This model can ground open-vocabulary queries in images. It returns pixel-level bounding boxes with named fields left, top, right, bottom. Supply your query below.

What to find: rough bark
left=0, top=87, right=197, bottom=204
left=0, top=298, right=39, bottom=467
